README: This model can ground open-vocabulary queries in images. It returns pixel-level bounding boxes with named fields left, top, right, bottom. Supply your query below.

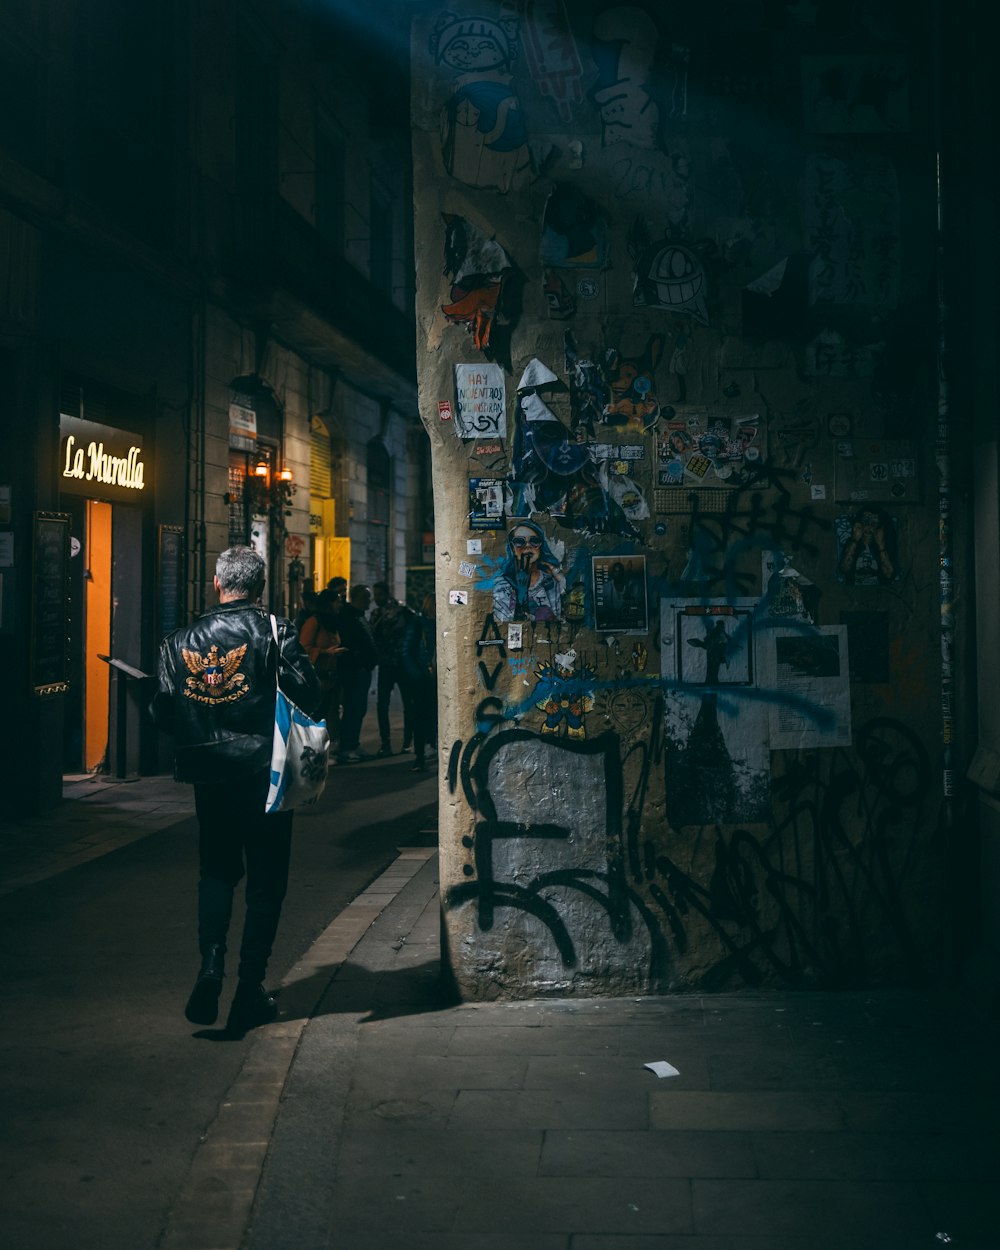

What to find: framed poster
left=31, top=511, right=70, bottom=695
left=592, top=555, right=648, bottom=632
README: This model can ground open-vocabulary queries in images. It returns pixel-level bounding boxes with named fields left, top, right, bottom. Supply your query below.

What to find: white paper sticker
left=448, top=589, right=468, bottom=606
left=643, top=1061, right=680, bottom=1078
left=507, top=623, right=523, bottom=650
left=458, top=560, right=477, bottom=578
left=467, top=538, right=483, bottom=554
left=810, top=484, right=827, bottom=500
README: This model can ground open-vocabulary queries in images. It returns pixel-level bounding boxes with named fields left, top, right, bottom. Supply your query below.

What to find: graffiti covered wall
left=412, top=0, right=944, bottom=996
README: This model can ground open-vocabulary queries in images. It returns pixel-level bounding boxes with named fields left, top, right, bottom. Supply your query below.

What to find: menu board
left=157, top=525, right=185, bottom=638
left=31, top=511, right=70, bottom=695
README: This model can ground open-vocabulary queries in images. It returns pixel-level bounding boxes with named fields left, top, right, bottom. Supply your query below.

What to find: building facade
left=0, top=0, right=425, bottom=814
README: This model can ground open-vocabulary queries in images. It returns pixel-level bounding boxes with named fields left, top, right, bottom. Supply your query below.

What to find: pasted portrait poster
left=592, top=555, right=648, bottom=632
left=660, top=598, right=770, bottom=827
left=454, top=363, right=506, bottom=440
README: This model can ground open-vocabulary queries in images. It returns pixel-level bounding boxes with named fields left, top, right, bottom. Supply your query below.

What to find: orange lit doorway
left=83, top=501, right=112, bottom=770
left=64, top=500, right=114, bottom=773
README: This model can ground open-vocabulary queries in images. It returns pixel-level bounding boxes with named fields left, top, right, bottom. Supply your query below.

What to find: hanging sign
left=59, top=416, right=146, bottom=502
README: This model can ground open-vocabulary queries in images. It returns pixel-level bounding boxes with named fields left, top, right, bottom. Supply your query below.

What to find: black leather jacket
left=151, top=599, right=322, bottom=784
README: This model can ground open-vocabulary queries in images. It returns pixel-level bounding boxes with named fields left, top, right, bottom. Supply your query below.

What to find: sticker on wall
left=834, top=507, right=899, bottom=586
left=589, top=6, right=662, bottom=149
left=430, top=11, right=535, bottom=191
left=441, top=215, right=515, bottom=358
left=762, top=550, right=814, bottom=624
left=448, top=589, right=469, bottom=606
left=468, top=477, right=505, bottom=530
left=438, top=400, right=454, bottom=421
left=520, top=0, right=585, bottom=123
left=533, top=649, right=596, bottom=738
left=459, top=561, right=478, bottom=578
left=656, top=414, right=763, bottom=489
left=661, top=598, right=770, bottom=827
left=592, top=555, right=648, bottom=633
left=492, top=521, right=566, bottom=623
left=801, top=54, right=910, bottom=134
left=467, top=538, right=483, bottom=555
left=603, top=336, right=665, bottom=432
left=834, top=440, right=918, bottom=504
left=629, top=222, right=709, bottom=324
left=454, top=363, right=507, bottom=440
left=507, top=622, right=523, bottom=650
left=543, top=269, right=576, bottom=319
left=540, top=184, right=607, bottom=268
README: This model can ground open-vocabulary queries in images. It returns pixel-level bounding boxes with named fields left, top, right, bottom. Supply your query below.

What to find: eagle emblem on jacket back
left=181, top=643, right=250, bottom=704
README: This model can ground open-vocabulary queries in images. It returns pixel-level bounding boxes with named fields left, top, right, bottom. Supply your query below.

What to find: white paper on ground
left=643, top=1060, right=680, bottom=1078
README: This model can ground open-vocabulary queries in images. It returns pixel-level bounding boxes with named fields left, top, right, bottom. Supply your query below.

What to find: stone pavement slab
left=235, top=852, right=998, bottom=1248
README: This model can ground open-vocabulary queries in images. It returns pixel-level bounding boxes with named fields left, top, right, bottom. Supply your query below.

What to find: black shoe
left=226, top=981, right=278, bottom=1034
left=185, top=944, right=225, bottom=1025
left=376, top=745, right=394, bottom=758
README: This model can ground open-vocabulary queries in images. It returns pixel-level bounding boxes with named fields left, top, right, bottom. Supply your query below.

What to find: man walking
left=152, top=547, right=322, bottom=1034
left=334, top=582, right=377, bottom=763
left=369, top=581, right=415, bottom=756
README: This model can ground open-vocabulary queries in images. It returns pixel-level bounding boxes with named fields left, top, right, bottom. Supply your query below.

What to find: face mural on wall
left=492, top=520, right=566, bottom=622
left=508, top=357, right=644, bottom=540
left=630, top=224, right=709, bottom=324
left=430, top=11, right=535, bottom=192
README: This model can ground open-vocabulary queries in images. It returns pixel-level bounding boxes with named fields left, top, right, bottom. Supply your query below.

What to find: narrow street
left=0, top=715, right=435, bottom=1250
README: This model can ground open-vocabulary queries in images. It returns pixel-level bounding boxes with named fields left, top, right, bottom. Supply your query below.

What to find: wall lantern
left=277, top=466, right=294, bottom=483
left=252, top=459, right=269, bottom=478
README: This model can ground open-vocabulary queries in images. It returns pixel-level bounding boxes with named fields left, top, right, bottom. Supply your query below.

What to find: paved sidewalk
left=0, top=774, right=195, bottom=898
left=162, top=853, right=998, bottom=1250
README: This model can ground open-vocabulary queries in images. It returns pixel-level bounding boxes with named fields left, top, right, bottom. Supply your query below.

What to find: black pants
left=410, top=673, right=437, bottom=763
left=338, top=667, right=372, bottom=753
left=376, top=659, right=413, bottom=748
left=193, top=770, right=293, bottom=984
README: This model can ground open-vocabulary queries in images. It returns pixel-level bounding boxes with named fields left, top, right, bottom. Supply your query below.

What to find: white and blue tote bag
left=266, top=615, right=330, bottom=813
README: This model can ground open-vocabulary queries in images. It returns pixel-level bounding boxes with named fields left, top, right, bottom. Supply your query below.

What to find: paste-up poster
left=454, top=363, right=506, bottom=439
left=660, top=598, right=770, bottom=826
left=468, top=478, right=505, bottom=530
left=593, top=555, right=648, bottom=632
left=758, top=626, right=851, bottom=750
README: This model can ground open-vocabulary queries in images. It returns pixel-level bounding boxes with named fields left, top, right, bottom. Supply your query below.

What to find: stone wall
left=411, top=1, right=947, bottom=996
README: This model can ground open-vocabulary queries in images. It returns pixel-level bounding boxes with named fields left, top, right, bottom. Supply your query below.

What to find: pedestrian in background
left=402, top=592, right=437, bottom=773
left=370, top=581, right=415, bottom=756
left=335, top=583, right=377, bottom=763
left=151, top=546, right=321, bottom=1035
left=298, top=588, right=346, bottom=731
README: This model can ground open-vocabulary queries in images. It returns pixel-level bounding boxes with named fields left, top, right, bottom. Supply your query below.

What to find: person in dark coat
left=151, top=546, right=321, bottom=1035
left=402, top=593, right=437, bottom=772
left=369, top=581, right=415, bottom=756
left=334, top=583, right=377, bottom=763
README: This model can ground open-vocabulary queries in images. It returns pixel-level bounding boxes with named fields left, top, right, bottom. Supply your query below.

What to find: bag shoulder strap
left=269, top=614, right=281, bottom=691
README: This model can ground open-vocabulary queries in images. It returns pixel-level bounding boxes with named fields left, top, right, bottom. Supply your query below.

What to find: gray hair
left=216, top=546, right=266, bottom=597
